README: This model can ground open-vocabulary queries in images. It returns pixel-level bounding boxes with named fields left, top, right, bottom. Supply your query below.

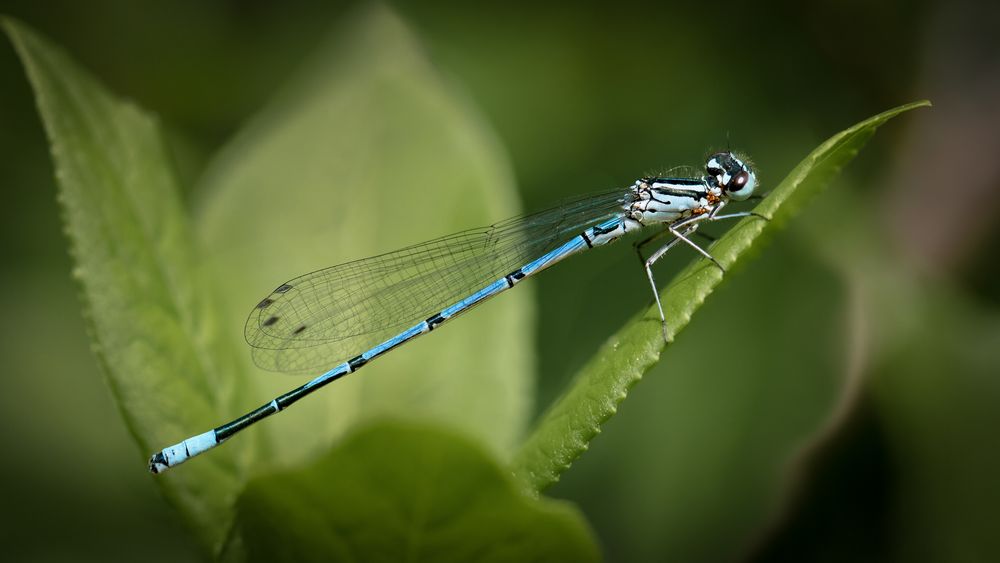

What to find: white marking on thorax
left=628, top=181, right=714, bottom=226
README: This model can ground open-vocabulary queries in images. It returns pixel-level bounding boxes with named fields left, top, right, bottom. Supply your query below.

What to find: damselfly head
left=706, top=152, right=757, bottom=201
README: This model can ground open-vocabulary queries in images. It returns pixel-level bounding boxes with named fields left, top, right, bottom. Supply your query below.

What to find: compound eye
left=727, top=170, right=749, bottom=191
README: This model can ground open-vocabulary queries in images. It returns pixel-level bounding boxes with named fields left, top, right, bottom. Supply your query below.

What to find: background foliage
left=1, top=1, right=998, bottom=562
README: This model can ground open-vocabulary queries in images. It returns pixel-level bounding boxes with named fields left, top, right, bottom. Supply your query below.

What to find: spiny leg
left=636, top=201, right=764, bottom=264
left=661, top=206, right=769, bottom=271
left=667, top=225, right=725, bottom=272
left=642, top=209, right=769, bottom=343
left=634, top=226, right=671, bottom=264
left=667, top=209, right=771, bottom=272
left=643, top=231, right=687, bottom=343
left=643, top=217, right=720, bottom=343
left=711, top=211, right=769, bottom=222
left=636, top=227, right=718, bottom=265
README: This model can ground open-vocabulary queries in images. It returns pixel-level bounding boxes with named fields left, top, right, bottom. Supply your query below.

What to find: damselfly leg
left=642, top=210, right=769, bottom=343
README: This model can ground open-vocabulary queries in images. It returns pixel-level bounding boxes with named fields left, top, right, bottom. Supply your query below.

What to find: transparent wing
left=650, top=165, right=703, bottom=180
left=246, top=188, right=632, bottom=373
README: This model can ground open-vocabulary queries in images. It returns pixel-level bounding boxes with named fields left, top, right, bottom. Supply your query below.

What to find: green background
left=1, top=1, right=998, bottom=561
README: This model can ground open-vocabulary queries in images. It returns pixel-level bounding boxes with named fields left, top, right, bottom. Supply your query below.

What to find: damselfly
left=149, top=151, right=765, bottom=473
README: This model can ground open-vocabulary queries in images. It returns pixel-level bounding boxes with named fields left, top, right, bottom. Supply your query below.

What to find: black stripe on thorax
left=651, top=187, right=707, bottom=202
left=651, top=177, right=703, bottom=186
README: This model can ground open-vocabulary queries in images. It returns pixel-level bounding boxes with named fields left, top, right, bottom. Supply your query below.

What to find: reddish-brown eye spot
left=729, top=171, right=749, bottom=191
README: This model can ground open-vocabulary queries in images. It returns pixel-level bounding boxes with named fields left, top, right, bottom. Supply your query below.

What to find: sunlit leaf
left=2, top=17, right=255, bottom=548
left=194, top=3, right=533, bottom=468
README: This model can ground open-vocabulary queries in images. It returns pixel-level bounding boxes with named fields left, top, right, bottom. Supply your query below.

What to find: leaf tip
left=893, top=99, right=932, bottom=115
left=0, top=15, right=23, bottom=43
left=0, top=16, right=42, bottom=49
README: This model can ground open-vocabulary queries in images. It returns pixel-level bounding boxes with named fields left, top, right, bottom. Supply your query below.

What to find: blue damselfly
left=149, top=151, right=765, bottom=473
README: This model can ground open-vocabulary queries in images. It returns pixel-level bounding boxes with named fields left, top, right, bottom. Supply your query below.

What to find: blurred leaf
left=194, top=3, right=532, bottom=468
left=512, top=101, right=930, bottom=493
left=871, top=281, right=1000, bottom=562
left=223, top=420, right=599, bottom=563
left=1, top=17, right=255, bottom=548
left=746, top=194, right=1000, bottom=561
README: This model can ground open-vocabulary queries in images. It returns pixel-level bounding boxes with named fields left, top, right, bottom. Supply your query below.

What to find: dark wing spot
left=263, top=316, right=280, bottom=327
left=257, top=298, right=274, bottom=309
left=275, top=284, right=293, bottom=293
left=293, top=325, right=307, bottom=335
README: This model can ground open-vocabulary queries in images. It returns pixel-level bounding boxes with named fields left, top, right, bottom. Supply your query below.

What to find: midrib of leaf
left=510, top=101, right=931, bottom=494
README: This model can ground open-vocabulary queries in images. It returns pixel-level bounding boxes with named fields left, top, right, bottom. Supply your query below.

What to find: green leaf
left=511, top=101, right=931, bottom=493
left=223, top=420, right=600, bottom=563
left=2, top=18, right=256, bottom=548
left=193, top=3, right=532, bottom=467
